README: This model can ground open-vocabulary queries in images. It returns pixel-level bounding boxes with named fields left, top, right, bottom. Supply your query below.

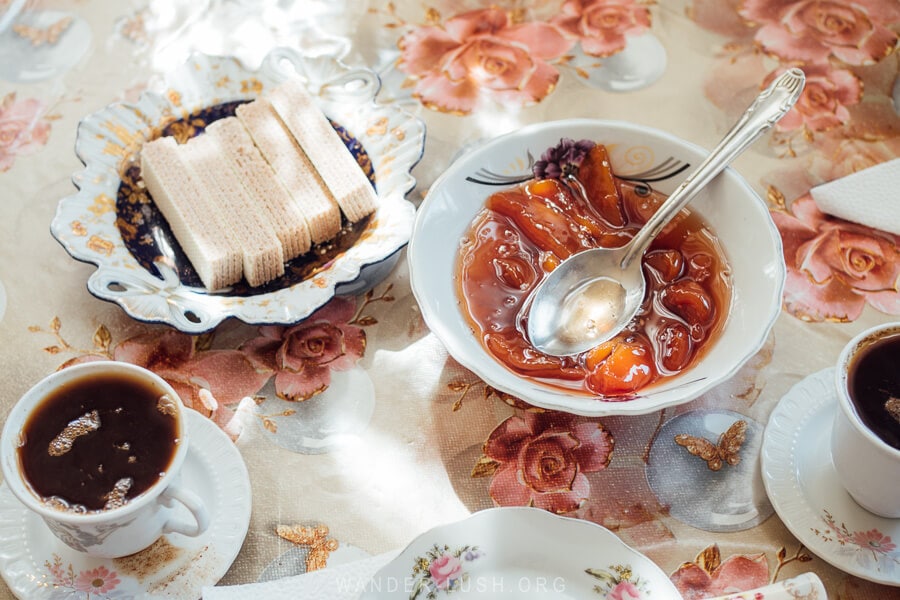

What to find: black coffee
left=848, top=331, right=900, bottom=451
left=18, top=370, right=180, bottom=512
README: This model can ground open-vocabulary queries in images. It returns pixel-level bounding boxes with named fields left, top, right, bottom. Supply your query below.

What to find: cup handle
left=159, top=483, right=210, bottom=537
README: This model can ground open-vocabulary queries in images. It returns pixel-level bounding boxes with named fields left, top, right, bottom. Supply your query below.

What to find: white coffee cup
left=1, top=361, right=210, bottom=558
left=832, top=322, right=900, bottom=518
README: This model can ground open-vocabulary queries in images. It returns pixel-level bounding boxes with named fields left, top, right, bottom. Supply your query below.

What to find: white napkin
left=202, top=551, right=398, bottom=600
left=810, top=158, right=900, bottom=235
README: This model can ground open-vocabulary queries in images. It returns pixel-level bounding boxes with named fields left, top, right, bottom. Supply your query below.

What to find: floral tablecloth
left=1, top=0, right=899, bottom=598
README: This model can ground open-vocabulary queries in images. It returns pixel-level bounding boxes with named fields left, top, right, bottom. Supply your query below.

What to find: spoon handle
left=622, top=67, right=805, bottom=268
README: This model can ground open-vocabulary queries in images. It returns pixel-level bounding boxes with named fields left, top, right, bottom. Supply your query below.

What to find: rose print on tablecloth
left=473, top=411, right=614, bottom=514
left=409, top=544, right=481, bottom=599
left=394, top=6, right=572, bottom=114
left=378, top=1, right=664, bottom=114
left=31, top=296, right=369, bottom=440
left=552, top=0, right=651, bottom=57
left=239, top=297, right=366, bottom=401
left=669, top=544, right=769, bottom=599
left=690, top=0, right=898, bottom=165
left=809, top=135, right=900, bottom=183
left=737, top=0, right=900, bottom=66
left=771, top=193, right=900, bottom=321
left=764, top=64, right=862, bottom=133
left=0, top=92, right=53, bottom=172
left=446, top=380, right=676, bottom=547
left=61, top=328, right=270, bottom=433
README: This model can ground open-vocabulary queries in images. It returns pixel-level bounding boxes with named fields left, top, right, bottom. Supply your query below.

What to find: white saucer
left=0, top=410, right=251, bottom=599
left=761, top=368, right=900, bottom=586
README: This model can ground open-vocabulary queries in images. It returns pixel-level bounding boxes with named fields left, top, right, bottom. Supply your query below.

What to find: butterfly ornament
left=674, top=419, right=747, bottom=471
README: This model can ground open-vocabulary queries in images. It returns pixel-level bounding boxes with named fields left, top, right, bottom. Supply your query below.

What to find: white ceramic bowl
left=409, top=119, right=785, bottom=416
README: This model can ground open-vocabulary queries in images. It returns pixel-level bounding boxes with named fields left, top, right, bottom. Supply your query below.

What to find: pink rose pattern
left=553, top=0, right=651, bottom=57
left=771, top=194, right=900, bottom=321
left=586, top=564, right=649, bottom=598
left=698, top=0, right=900, bottom=134
left=739, top=0, right=900, bottom=66
left=240, top=297, right=366, bottom=401
left=0, top=92, right=52, bottom=172
left=481, top=411, right=614, bottom=514
left=397, top=7, right=572, bottom=114
left=608, top=580, right=643, bottom=600
left=765, top=64, right=862, bottom=133
left=66, top=329, right=271, bottom=433
left=429, top=553, right=463, bottom=590
left=690, top=0, right=900, bottom=322
left=669, top=545, right=769, bottom=600
left=809, top=135, right=900, bottom=183
left=394, top=2, right=651, bottom=114
left=410, top=544, right=481, bottom=598
left=735, top=0, right=899, bottom=133
left=46, top=297, right=365, bottom=436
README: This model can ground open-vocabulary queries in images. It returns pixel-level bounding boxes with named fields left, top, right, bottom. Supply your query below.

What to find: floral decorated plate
left=761, top=368, right=900, bottom=586
left=0, top=410, right=252, bottom=599
left=51, top=48, right=425, bottom=333
left=359, top=507, right=679, bottom=599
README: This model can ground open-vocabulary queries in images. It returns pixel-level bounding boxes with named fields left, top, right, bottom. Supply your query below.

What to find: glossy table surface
left=0, top=0, right=899, bottom=598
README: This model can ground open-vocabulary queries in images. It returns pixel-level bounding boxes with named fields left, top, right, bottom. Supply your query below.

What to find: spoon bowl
left=527, top=68, right=805, bottom=356
left=526, top=245, right=644, bottom=357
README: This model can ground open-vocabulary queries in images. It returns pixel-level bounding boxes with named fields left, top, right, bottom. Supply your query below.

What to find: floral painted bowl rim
left=51, top=48, right=425, bottom=333
left=409, top=118, right=786, bottom=416
left=359, top=506, right=680, bottom=598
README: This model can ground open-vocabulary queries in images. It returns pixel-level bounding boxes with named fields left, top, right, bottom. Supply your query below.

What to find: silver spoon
left=526, top=68, right=805, bottom=357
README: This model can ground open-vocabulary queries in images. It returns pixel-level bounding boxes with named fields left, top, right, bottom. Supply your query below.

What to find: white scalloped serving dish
left=52, top=48, right=425, bottom=332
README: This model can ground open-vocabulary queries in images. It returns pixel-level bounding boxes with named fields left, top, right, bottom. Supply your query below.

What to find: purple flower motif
left=533, top=138, right=596, bottom=180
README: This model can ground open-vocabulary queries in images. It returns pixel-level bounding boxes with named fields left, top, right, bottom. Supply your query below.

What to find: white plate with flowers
left=359, top=507, right=679, bottom=599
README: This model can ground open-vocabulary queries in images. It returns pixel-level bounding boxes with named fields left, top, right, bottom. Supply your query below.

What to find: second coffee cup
left=832, top=322, right=900, bottom=518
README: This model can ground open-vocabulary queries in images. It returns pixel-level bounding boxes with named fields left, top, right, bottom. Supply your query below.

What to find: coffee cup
left=832, top=322, right=900, bottom=518
left=1, top=361, right=209, bottom=557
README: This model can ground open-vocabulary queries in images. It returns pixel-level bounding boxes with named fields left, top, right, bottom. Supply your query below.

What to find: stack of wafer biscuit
left=140, top=78, right=378, bottom=289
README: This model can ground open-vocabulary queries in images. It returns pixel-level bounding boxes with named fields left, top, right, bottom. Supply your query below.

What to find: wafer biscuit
left=140, top=137, right=242, bottom=290
left=268, top=78, right=378, bottom=223
left=235, top=98, right=341, bottom=244
left=178, top=133, right=285, bottom=287
left=205, top=117, right=313, bottom=260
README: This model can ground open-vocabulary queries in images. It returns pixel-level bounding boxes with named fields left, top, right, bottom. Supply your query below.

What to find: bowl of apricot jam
left=409, top=119, right=785, bottom=416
